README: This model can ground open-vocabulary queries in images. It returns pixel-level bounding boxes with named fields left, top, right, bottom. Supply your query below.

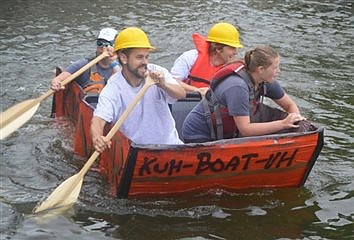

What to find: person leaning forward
left=182, top=45, right=307, bottom=143
left=51, top=27, right=120, bottom=93
left=170, top=22, right=243, bottom=96
left=90, top=27, right=186, bottom=152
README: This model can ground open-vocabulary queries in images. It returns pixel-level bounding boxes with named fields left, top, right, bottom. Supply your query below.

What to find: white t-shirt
left=94, top=63, right=183, bottom=145
left=170, top=49, right=198, bottom=80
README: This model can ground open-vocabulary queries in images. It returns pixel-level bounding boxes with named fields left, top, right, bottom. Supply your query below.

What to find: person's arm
left=108, top=47, right=121, bottom=74
left=51, top=71, right=71, bottom=91
left=52, top=59, right=90, bottom=90
left=273, top=93, right=300, bottom=114
left=234, top=114, right=304, bottom=137
left=266, top=81, right=300, bottom=114
left=90, top=116, right=111, bottom=153
left=176, top=79, right=209, bottom=96
left=154, top=74, right=186, bottom=99
left=227, top=81, right=304, bottom=137
left=161, top=81, right=186, bottom=99
left=149, top=68, right=186, bottom=99
left=177, top=79, right=197, bottom=92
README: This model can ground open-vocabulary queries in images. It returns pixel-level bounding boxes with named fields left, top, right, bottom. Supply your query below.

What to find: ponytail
left=244, top=45, right=279, bottom=72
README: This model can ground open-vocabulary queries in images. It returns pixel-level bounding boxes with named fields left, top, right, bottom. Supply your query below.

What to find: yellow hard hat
left=114, top=27, right=155, bottom=51
left=206, top=22, right=243, bottom=48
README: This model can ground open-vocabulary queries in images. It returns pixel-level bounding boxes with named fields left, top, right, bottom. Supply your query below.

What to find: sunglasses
left=97, top=39, right=113, bottom=47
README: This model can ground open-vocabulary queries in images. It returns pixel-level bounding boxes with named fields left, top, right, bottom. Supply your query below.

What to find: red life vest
left=184, top=34, right=223, bottom=88
left=83, top=64, right=111, bottom=93
left=202, top=61, right=259, bottom=140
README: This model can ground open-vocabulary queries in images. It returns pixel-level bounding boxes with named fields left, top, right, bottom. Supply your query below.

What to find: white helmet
left=97, top=28, right=118, bottom=42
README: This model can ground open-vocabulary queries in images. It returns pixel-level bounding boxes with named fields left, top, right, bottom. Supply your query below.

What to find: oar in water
left=33, top=75, right=156, bottom=213
left=0, top=50, right=110, bottom=140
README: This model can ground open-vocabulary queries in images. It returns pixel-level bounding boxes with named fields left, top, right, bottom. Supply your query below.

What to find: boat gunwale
left=129, top=127, right=325, bottom=150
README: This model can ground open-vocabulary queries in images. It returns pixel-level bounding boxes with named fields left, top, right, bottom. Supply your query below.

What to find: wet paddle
left=33, top=75, right=156, bottom=213
left=0, top=50, right=109, bottom=140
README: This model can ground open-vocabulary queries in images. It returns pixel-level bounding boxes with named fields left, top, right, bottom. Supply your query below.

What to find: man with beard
left=51, top=27, right=120, bottom=93
left=90, top=27, right=186, bottom=152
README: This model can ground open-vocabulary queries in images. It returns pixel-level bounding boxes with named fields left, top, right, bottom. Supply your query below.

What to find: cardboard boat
left=51, top=77, right=324, bottom=198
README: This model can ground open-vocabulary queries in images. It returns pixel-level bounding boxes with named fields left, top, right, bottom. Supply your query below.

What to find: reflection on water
left=1, top=0, right=353, bottom=239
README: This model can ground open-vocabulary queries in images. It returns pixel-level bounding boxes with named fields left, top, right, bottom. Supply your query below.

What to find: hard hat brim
left=206, top=38, right=244, bottom=48
left=114, top=44, right=156, bottom=52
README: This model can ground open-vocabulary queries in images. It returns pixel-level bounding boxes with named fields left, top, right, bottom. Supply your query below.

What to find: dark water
left=1, top=0, right=353, bottom=239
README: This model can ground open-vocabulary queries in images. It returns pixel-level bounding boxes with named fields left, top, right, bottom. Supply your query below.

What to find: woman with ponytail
left=182, top=45, right=307, bottom=143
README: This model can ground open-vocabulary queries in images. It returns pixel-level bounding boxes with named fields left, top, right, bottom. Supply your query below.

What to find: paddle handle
left=79, top=75, right=156, bottom=176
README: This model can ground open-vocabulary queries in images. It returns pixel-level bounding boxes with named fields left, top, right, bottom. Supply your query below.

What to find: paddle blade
left=0, top=99, right=40, bottom=140
left=33, top=173, right=83, bottom=213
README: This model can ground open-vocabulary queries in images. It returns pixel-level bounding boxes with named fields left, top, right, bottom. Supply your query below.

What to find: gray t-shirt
left=65, top=58, right=113, bottom=88
left=182, top=74, right=285, bottom=141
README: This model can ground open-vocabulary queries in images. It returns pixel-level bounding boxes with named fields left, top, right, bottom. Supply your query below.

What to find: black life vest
left=83, top=63, right=112, bottom=93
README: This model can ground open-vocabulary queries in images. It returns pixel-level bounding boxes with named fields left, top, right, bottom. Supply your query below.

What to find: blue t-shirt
left=182, top=74, right=285, bottom=141
left=65, top=58, right=114, bottom=88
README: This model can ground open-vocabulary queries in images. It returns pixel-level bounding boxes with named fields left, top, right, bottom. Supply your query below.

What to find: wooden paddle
left=33, top=75, right=156, bottom=213
left=0, top=50, right=110, bottom=140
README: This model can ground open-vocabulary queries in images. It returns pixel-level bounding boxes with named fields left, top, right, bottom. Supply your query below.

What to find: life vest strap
left=202, top=93, right=216, bottom=141
left=202, top=89, right=227, bottom=140
left=185, top=75, right=211, bottom=86
left=214, top=103, right=224, bottom=140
